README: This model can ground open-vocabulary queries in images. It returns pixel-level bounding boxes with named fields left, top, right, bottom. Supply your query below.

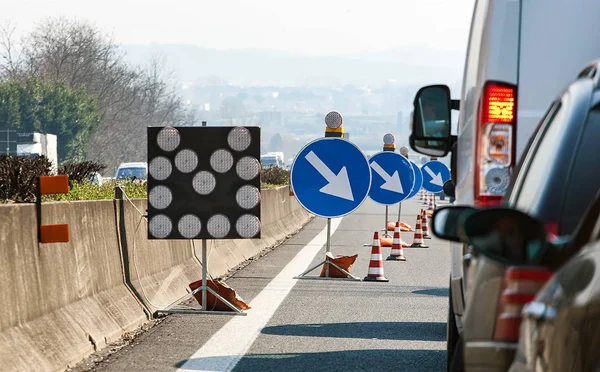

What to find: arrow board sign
left=291, top=138, right=371, bottom=218
left=407, top=160, right=424, bottom=199
left=368, top=151, right=415, bottom=205
left=421, top=160, right=450, bottom=193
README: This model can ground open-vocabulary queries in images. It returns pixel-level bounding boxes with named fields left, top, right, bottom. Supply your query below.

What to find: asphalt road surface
left=74, top=196, right=452, bottom=372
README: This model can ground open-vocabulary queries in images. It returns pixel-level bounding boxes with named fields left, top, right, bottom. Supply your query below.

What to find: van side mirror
left=431, top=206, right=477, bottom=242
left=459, top=208, right=548, bottom=266
left=409, top=85, right=453, bottom=157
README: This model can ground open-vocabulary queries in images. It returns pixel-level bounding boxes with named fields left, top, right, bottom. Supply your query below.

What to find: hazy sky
left=4, top=0, right=475, bottom=55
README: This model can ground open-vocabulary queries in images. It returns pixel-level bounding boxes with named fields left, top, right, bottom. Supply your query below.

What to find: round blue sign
left=421, top=160, right=451, bottom=193
left=368, top=151, right=415, bottom=205
left=291, top=138, right=372, bottom=218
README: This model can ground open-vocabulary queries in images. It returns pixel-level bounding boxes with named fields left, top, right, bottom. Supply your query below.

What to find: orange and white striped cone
left=387, top=222, right=407, bottom=261
left=419, top=189, right=424, bottom=200
left=421, top=210, right=431, bottom=239
left=428, top=194, right=434, bottom=210
left=364, top=232, right=389, bottom=282
left=423, top=192, right=429, bottom=205
left=410, top=214, right=429, bottom=248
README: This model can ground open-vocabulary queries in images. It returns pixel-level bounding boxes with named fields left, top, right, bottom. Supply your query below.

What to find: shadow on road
left=176, top=349, right=446, bottom=371
left=260, top=321, right=446, bottom=341
left=412, top=288, right=448, bottom=297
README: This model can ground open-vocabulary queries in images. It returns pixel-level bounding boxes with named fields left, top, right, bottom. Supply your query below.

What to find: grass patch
left=42, top=180, right=287, bottom=201
left=43, top=181, right=148, bottom=201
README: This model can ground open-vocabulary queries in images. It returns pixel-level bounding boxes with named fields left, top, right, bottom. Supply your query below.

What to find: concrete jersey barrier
left=0, top=187, right=312, bottom=372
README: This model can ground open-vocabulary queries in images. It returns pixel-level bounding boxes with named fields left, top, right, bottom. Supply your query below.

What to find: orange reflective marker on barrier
left=37, top=175, right=70, bottom=244
left=39, top=175, right=69, bottom=195
left=40, top=224, right=70, bottom=243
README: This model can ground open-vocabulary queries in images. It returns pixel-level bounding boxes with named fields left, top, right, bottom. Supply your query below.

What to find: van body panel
left=453, top=0, right=520, bottom=318
left=516, top=0, right=600, bottom=159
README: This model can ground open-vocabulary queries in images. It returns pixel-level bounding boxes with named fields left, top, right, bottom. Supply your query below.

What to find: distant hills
left=119, top=44, right=466, bottom=87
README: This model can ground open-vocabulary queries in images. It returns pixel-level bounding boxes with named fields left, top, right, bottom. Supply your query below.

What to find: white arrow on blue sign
left=421, top=160, right=450, bottom=193
left=368, top=151, right=415, bottom=205
left=407, top=160, right=423, bottom=199
left=291, top=138, right=372, bottom=218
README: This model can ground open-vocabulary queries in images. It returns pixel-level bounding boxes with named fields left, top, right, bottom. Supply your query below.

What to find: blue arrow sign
left=421, top=160, right=450, bottom=193
left=368, top=152, right=415, bottom=205
left=291, top=138, right=371, bottom=218
left=407, top=160, right=423, bottom=199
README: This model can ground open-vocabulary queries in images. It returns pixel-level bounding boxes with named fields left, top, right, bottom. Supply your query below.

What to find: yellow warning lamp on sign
left=324, top=111, right=344, bottom=138
left=383, top=133, right=396, bottom=151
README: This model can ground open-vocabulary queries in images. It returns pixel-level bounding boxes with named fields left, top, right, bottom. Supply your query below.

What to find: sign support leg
left=397, top=202, right=402, bottom=222
left=156, top=239, right=248, bottom=316
left=381, top=206, right=391, bottom=238
left=295, top=218, right=360, bottom=281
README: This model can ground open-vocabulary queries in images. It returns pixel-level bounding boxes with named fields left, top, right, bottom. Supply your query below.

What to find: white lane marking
left=177, top=217, right=343, bottom=372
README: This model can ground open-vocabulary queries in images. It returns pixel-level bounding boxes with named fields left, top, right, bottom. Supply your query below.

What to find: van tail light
left=493, top=267, right=553, bottom=342
left=474, top=82, right=517, bottom=206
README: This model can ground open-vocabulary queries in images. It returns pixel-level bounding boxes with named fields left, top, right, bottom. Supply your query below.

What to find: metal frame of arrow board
left=290, top=137, right=372, bottom=281
left=149, top=122, right=261, bottom=316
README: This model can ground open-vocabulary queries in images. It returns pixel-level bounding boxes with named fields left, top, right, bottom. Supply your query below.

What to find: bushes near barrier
left=261, top=166, right=289, bottom=186
left=0, top=155, right=52, bottom=202
left=58, top=161, right=107, bottom=185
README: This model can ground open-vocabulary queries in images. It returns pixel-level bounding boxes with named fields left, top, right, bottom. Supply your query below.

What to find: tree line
left=0, top=17, right=197, bottom=170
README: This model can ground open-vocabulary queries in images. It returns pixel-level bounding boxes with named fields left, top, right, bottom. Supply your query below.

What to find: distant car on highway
left=87, top=172, right=104, bottom=186
left=115, top=162, right=148, bottom=181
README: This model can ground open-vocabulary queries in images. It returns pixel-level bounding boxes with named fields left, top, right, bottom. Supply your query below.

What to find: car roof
left=117, top=162, right=147, bottom=168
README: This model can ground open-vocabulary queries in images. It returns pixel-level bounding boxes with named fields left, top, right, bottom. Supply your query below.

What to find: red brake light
left=474, top=81, right=517, bottom=206
left=483, top=85, right=516, bottom=123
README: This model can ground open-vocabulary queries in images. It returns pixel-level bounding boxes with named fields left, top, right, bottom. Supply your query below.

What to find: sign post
left=291, top=137, right=371, bottom=280
left=397, top=146, right=411, bottom=220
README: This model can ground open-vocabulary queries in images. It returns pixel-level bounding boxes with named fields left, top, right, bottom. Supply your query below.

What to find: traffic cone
left=421, top=209, right=431, bottom=239
left=423, top=192, right=429, bottom=205
left=364, top=232, right=389, bottom=282
left=410, top=214, right=429, bottom=248
left=428, top=194, right=434, bottom=210
left=419, top=189, right=424, bottom=200
left=387, top=222, right=407, bottom=261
